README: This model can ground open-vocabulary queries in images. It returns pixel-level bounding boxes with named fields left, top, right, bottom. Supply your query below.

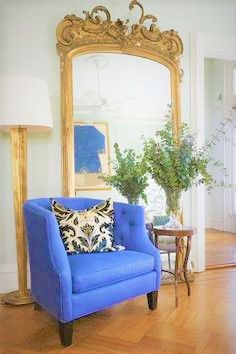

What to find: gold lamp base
left=1, top=129, right=33, bottom=307
left=1, top=290, right=33, bottom=305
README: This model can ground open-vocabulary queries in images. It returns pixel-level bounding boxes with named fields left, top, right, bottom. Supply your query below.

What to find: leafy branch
left=100, top=143, right=149, bottom=204
left=199, top=112, right=232, bottom=157
left=143, top=112, right=233, bottom=213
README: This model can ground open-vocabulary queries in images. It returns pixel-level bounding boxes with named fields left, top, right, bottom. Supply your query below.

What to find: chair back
left=24, top=197, right=145, bottom=246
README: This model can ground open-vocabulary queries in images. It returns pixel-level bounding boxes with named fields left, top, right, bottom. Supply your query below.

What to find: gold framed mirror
left=56, top=0, right=183, bottom=197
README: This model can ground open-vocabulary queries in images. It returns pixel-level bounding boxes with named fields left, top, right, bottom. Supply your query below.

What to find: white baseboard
left=0, top=264, right=30, bottom=293
left=206, top=217, right=224, bottom=231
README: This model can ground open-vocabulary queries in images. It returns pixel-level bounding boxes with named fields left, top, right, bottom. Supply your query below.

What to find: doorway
left=204, top=58, right=236, bottom=268
left=190, top=32, right=236, bottom=272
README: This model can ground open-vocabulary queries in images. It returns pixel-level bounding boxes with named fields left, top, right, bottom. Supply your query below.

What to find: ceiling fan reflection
left=76, top=55, right=135, bottom=116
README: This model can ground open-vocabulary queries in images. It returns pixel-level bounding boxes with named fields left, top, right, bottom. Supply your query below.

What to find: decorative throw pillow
left=51, top=199, right=125, bottom=254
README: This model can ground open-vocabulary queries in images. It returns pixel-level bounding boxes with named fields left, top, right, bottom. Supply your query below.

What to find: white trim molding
left=206, top=218, right=224, bottom=231
left=190, top=31, right=236, bottom=272
left=0, top=264, right=30, bottom=293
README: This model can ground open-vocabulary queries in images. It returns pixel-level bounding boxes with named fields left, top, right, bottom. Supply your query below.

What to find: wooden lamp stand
left=0, top=77, right=53, bottom=306
left=2, top=128, right=32, bottom=305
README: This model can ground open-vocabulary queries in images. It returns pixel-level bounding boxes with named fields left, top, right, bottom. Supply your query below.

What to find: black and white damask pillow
left=51, top=199, right=124, bottom=254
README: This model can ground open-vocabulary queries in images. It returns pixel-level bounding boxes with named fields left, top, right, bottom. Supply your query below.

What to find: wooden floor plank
left=130, top=335, right=194, bottom=354
left=1, top=268, right=236, bottom=353
left=206, top=228, right=236, bottom=266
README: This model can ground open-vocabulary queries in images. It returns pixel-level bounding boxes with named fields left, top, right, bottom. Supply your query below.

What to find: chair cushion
left=68, top=250, right=155, bottom=293
left=51, top=198, right=124, bottom=254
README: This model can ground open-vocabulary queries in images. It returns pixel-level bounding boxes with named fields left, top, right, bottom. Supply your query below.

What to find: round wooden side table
left=153, top=226, right=195, bottom=307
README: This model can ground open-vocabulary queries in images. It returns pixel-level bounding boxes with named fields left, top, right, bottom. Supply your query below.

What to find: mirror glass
left=72, top=53, right=171, bottom=212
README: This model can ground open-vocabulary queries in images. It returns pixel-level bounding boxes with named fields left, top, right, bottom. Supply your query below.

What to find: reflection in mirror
left=73, top=53, right=171, bottom=149
left=72, top=53, right=171, bottom=214
left=73, top=53, right=171, bottom=217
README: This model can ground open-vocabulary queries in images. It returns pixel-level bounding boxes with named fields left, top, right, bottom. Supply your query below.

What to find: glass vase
left=127, top=196, right=139, bottom=205
left=164, top=189, right=182, bottom=229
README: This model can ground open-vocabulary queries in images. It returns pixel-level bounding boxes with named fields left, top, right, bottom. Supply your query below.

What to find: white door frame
left=190, top=32, right=236, bottom=272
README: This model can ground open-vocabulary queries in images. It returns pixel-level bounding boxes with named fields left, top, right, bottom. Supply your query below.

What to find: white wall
left=1, top=0, right=236, bottom=291
left=204, top=58, right=225, bottom=230
left=205, top=59, right=236, bottom=232
left=224, top=61, right=236, bottom=233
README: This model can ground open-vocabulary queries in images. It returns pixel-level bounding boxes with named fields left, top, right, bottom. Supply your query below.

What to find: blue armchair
left=23, top=197, right=161, bottom=346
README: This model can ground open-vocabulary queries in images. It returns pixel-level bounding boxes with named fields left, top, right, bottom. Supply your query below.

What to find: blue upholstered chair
left=23, top=198, right=161, bottom=346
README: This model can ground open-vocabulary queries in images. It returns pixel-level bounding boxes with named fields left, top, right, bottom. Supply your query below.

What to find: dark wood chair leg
left=34, top=302, right=42, bottom=311
left=58, top=321, right=73, bottom=347
left=147, top=291, right=158, bottom=310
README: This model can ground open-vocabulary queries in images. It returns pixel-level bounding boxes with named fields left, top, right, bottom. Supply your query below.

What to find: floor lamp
left=0, top=77, right=53, bottom=305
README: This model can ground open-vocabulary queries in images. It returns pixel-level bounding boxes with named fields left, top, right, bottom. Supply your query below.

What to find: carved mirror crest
left=56, top=0, right=183, bottom=198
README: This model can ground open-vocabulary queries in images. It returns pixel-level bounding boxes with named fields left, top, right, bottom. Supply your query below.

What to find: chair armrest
left=24, top=202, right=72, bottom=323
left=124, top=225, right=161, bottom=272
left=114, top=203, right=161, bottom=288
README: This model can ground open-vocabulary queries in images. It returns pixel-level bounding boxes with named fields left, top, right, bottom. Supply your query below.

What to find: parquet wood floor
left=1, top=268, right=236, bottom=353
left=206, top=228, right=236, bottom=267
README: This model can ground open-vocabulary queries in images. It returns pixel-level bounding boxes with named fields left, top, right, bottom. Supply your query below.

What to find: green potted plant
left=143, top=114, right=231, bottom=228
left=101, top=143, right=149, bottom=204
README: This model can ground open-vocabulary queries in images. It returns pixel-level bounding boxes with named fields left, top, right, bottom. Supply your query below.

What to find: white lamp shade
left=0, top=77, right=53, bottom=132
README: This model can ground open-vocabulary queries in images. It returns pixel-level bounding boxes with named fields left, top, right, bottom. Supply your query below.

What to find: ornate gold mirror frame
left=56, top=0, right=183, bottom=196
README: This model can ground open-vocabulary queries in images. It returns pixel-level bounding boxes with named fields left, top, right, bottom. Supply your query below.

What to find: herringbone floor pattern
left=1, top=268, right=236, bottom=353
left=206, top=229, right=236, bottom=267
